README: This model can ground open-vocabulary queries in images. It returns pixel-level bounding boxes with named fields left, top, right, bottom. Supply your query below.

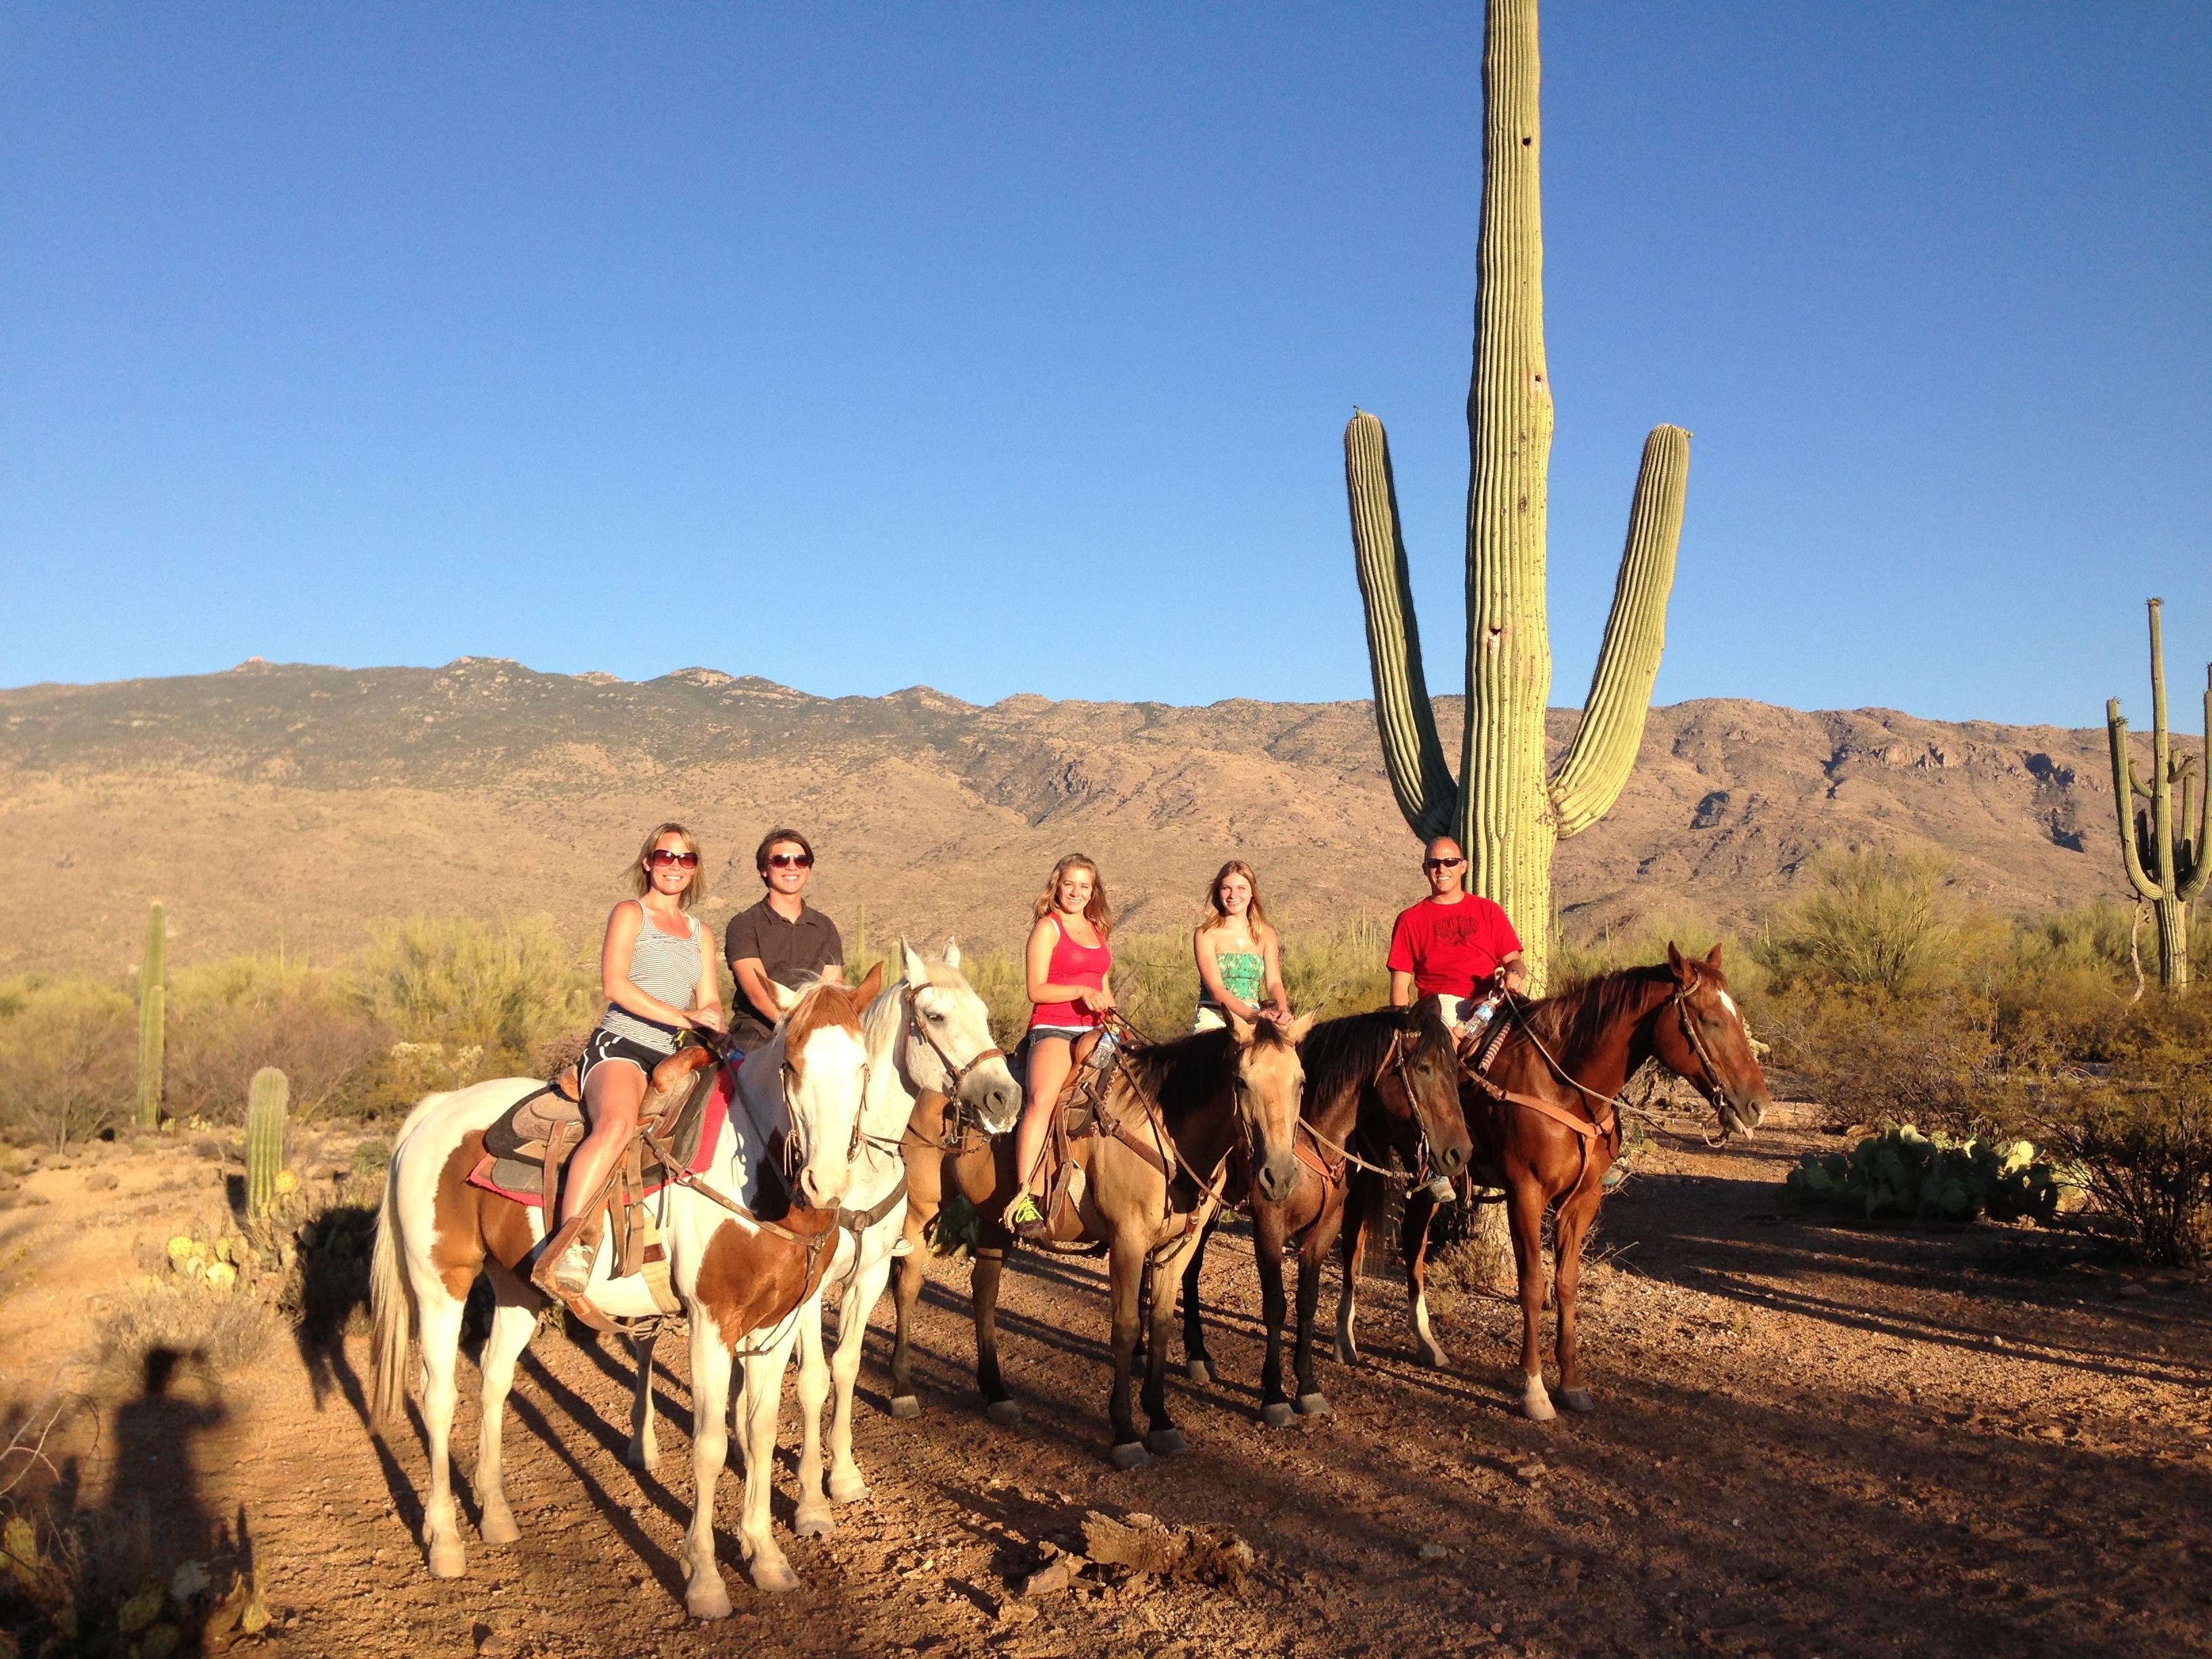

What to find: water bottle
left=1084, top=1024, right=1120, bottom=1073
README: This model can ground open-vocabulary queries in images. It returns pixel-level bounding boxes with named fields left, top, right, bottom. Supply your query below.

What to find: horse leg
left=1294, top=1200, right=1347, bottom=1416
left=472, top=1269, right=537, bottom=1547
left=1105, top=1235, right=1149, bottom=1468
left=1141, top=1246, right=1187, bottom=1458
left=416, top=1279, right=471, bottom=1578
left=972, top=1248, right=1021, bottom=1425
left=736, top=1327, right=804, bottom=1594
left=791, top=1290, right=836, bottom=1538
left=678, top=1319, right=738, bottom=1617
left=827, top=1252, right=893, bottom=1503
left=1254, top=1206, right=1295, bottom=1428
left=1179, top=1218, right=1215, bottom=1383
left=1506, top=1178, right=1555, bottom=1422
left=626, top=1322, right=661, bottom=1471
left=888, top=1223, right=928, bottom=1419
left=1334, top=1172, right=1374, bottom=1366
left=1401, top=1184, right=1448, bottom=1368
left=1552, top=1182, right=1604, bottom=1414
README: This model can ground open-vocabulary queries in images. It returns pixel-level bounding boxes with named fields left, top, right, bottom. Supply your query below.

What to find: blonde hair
left=1033, top=853, right=1113, bottom=939
left=1199, top=859, right=1269, bottom=935
left=628, top=821, right=707, bottom=909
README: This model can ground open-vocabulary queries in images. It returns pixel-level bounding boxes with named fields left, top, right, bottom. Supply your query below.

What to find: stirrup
left=531, top=1221, right=598, bottom=1299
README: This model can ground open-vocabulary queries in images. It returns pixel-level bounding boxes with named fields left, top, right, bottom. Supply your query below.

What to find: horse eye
left=926, top=1009, right=945, bottom=1024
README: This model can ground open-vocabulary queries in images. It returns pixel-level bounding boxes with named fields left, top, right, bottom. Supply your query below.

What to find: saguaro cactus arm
left=1347, top=409, right=1459, bottom=841
left=1549, top=425, right=1691, bottom=838
left=2182, top=665, right=2212, bottom=902
left=2107, top=700, right=2165, bottom=901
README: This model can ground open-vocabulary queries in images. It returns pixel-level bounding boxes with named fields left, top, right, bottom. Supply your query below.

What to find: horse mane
left=1298, top=1004, right=1420, bottom=1099
left=1120, top=1018, right=1300, bottom=1120
left=1519, top=965, right=1675, bottom=1067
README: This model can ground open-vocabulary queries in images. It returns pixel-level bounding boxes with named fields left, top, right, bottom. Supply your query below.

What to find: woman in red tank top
left=1005, top=853, right=1115, bottom=1235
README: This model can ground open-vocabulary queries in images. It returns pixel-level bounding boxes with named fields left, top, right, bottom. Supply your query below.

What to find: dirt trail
left=22, top=1125, right=2212, bottom=1658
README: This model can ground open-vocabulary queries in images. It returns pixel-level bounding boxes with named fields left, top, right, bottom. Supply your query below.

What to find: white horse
left=624, top=942, right=1019, bottom=1537
left=369, top=967, right=881, bottom=1617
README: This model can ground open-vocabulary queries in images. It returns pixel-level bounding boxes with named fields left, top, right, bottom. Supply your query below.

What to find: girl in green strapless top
left=1193, top=859, right=1290, bottom=1031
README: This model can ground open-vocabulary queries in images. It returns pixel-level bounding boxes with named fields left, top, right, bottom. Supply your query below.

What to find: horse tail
left=369, top=1138, right=414, bottom=1427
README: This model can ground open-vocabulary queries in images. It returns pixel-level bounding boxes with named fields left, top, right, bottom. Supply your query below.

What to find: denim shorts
left=1026, top=1024, right=1092, bottom=1046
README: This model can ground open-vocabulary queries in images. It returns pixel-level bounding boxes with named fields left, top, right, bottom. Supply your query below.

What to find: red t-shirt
left=1386, top=895, right=1522, bottom=999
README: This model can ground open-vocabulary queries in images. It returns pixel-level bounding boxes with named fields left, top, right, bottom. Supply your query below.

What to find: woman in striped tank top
left=540, top=821, right=724, bottom=1297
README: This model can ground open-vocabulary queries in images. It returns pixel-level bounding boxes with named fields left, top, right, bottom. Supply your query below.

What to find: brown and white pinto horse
left=369, top=968, right=880, bottom=1616
left=1338, top=945, right=1770, bottom=1421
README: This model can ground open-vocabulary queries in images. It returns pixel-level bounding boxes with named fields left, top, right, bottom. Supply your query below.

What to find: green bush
left=352, top=915, right=597, bottom=1079
left=1786, top=1124, right=2060, bottom=1225
left=167, top=958, right=383, bottom=1122
left=0, top=976, right=136, bottom=1149
left=1759, top=847, right=1963, bottom=997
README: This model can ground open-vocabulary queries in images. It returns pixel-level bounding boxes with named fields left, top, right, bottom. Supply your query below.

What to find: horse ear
left=1227, top=1010, right=1258, bottom=1045
left=1285, top=1012, right=1316, bottom=1043
left=1666, top=941, right=1691, bottom=983
left=1704, top=941, right=1725, bottom=968
left=899, top=939, right=929, bottom=987
left=771, top=979, right=803, bottom=1014
left=855, top=960, right=886, bottom=1003
left=943, top=938, right=962, bottom=969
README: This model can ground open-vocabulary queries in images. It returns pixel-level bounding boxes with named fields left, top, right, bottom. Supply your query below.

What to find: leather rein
left=1471, top=983, right=1730, bottom=1147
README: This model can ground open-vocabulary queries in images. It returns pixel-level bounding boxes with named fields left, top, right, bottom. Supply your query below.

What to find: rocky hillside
left=0, top=657, right=2136, bottom=974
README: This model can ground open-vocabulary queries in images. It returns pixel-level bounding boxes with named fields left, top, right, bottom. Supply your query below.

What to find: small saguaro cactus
left=2106, top=598, right=2210, bottom=990
left=246, top=1067, right=289, bottom=1217
left=1344, top=0, right=1690, bottom=992
left=136, top=901, right=167, bottom=1128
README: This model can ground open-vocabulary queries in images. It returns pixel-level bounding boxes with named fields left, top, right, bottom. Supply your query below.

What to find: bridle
left=728, top=1026, right=870, bottom=1207
left=899, top=981, right=1008, bottom=1151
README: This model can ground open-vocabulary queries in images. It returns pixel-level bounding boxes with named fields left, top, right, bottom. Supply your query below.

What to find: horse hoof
left=1518, top=1374, right=1556, bottom=1423
left=1333, top=1341, right=1361, bottom=1367
left=426, top=1542, right=466, bottom=1579
left=1144, top=1428, right=1188, bottom=1458
left=828, top=1472, right=871, bottom=1505
left=985, top=1398, right=1024, bottom=1426
left=1559, top=1388, right=1597, bottom=1414
left=478, top=1509, right=520, bottom=1547
left=687, top=1577, right=735, bottom=1620
left=1414, top=1342, right=1450, bottom=1370
left=1109, top=1441, right=1153, bottom=1471
left=747, top=1559, right=802, bottom=1595
left=1262, top=1401, right=1297, bottom=1430
left=1185, top=1358, right=1214, bottom=1385
left=792, top=1507, right=835, bottom=1540
left=623, top=1438, right=659, bottom=1471
left=888, top=1395, right=922, bottom=1420
left=1296, top=1392, right=1332, bottom=1418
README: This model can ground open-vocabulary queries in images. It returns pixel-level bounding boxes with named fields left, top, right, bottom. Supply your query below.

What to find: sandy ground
left=10, top=1120, right=2210, bottom=1659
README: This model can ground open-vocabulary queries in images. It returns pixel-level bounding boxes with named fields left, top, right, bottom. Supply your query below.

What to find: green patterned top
left=1206, top=948, right=1265, bottom=1008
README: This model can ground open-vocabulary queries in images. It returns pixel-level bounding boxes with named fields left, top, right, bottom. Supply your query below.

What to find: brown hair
left=1033, top=853, right=1113, bottom=939
left=755, top=827, right=815, bottom=882
left=1198, top=859, right=1269, bottom=935
left=629, top=821, right=707, bottom=909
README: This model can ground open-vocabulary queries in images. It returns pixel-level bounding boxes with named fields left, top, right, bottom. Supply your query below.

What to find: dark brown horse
left=890, top=1015, right=1307, bottom=1468
left=1338, top=944, right=1769, bottom=1420
left=1172, top=1002, right=1473, bottom=1427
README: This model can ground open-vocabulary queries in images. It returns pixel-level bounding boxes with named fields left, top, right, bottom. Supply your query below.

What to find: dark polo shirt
left=724, top=898, right=845, bottom=1050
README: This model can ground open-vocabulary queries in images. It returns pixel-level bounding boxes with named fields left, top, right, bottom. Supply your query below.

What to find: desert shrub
left=0, top=978, right=135, bottom=1151
left=91, top=1284, right=274, bottom=1398
left=1786, top=1125, right=2059, bottom=1225
left=2039, top=1025, right=2212, bottom=1266
left=352, top=916, right=597, bottom=1090
left=1759, top=847, right=1964, bottom=997
left=167, top=958, right=384, bottom=1122
left=1279, top=913, right=1393, bottom=1021
left=1759, top=986, right=2016, bottom=1139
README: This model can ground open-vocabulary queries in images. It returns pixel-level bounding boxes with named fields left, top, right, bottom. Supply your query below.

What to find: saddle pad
left=466, top=1063, right=732, bottom=1209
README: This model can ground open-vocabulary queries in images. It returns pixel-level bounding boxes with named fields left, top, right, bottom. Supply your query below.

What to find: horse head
left=1387, top=1001, right=1473, bottom=1177
left=1652, top=942, right=1771, bottom=1141
left=766, top=961, right=884, bottom=1208
left=897, top=939, right=1021, bottom=1134
left=1228, top=1011, right=1313, bottom=1204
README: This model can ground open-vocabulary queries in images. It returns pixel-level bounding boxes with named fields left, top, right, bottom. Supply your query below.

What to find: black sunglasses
left=1423, top=856, right=1465, bottom=870
left=647, top=849, right=699, bottom=870
left=767, top=852, right=813, bottom=869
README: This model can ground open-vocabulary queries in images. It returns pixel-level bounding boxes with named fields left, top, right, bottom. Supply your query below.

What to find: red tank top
left=1031, top=913, right=1112, bottom=1030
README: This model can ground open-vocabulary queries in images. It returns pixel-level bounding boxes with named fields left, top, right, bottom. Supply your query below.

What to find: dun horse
left=1339, top=943, right=1769, bottom=1420
left=1174, top=1001, right=1473, bottom=1425
left=370, top=970, right=880, bottom=1615
left=892, top=1014, right=1310, bottom=1468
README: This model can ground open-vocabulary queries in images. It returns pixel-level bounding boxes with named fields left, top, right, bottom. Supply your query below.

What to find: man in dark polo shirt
left=724, top=827, right=846, bottom=1051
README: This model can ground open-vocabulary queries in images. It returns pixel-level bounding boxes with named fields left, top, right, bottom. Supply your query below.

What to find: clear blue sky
left=3, top=3, right=2206, bottom=730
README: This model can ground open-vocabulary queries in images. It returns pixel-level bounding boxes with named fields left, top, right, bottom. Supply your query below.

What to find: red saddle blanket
left=464, top=1065, right=733, bottom=1209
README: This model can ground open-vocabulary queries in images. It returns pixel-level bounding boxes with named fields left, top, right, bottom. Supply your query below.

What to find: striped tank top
left=598, top=905, right=704, bottom=1053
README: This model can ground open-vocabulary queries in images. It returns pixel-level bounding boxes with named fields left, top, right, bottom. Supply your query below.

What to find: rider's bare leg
left=560, top=1061, right=647, bottom=1226
left=1012, top=1036, right=1073, bottom=1200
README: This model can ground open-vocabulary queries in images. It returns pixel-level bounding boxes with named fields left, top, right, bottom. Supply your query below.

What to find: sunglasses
left=646, top=849, right=699, bottom=870
left=1423, top=857, right=1465, bottom=870
left=767, top=853, right=813, bottom=869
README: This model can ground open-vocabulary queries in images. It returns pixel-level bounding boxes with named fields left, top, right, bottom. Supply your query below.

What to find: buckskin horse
left=1171, top=1001, right=1473, bottom=1427
left=370, top=968, right=880, bottom=1615
left=1337, top=944, right=1769, bottom=1422
left=890, top=1012, right=1309, bottom=1469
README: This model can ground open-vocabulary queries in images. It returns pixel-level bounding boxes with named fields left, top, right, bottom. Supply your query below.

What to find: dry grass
left=90, top=1284, right=273, bottom=1399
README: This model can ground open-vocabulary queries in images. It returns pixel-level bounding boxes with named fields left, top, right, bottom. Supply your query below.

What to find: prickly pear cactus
left=246, top=1067, right=289, bottom=1218
left=1787, top=1126, right=2058, bottom=1225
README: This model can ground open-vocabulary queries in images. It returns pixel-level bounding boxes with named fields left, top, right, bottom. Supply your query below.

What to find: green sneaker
left=1004, top=1192, right=1048, bottom=1240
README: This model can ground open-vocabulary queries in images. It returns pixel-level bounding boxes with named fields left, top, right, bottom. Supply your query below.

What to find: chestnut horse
left=370, top=968, right=880, bottom=1615
left=1338, top=944, right=1769, bottom=1421
left=1172, top=1002, right=1473, bottom=1427
left=890, top=1014, right=1309, bottom=1468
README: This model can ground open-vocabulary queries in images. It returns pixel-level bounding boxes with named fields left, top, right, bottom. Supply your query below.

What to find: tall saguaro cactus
left=2106, top=598, right=2209, bottom=991
left=136, top=901, right=167, bottom=1128
left=1345, top=0, right=1689, bottom=991
left=246, top=1067, right=289, bottom=1218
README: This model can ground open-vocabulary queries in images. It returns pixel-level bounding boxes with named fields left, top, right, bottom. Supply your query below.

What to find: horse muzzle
left=966, top=1070, right=1023, bottom=1137
left=1252, top=1151, right=1302, bottom=1206
left=1429, top=1129, right=1473, bottom=1178
left=799, top=1162, right=853, bottom=1210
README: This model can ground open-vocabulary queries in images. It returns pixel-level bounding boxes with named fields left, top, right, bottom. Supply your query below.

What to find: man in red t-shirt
left=1387, top=836, right=1528, bottom=1006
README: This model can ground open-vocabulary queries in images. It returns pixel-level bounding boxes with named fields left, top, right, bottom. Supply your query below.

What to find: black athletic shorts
left=576, top=1028, right=672, bottom=1097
